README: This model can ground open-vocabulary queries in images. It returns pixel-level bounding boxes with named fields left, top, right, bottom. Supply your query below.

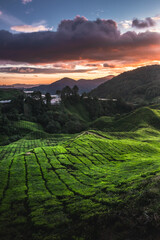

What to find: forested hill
left=29, top=76, right=113, bottom=94
left=0, top=88, right=23, bottom=100
left=91, top=65, right=160, bottom=104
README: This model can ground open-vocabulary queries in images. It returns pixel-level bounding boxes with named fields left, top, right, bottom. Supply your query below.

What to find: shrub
left=45, top=120, right=61, bottom=133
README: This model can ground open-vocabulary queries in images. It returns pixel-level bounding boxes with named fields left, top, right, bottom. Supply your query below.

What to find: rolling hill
left=91, top=65, right=160, bottom=103
left=1, top=105, right=160, bottom=239
left=1, top=124, right=160, bottom=239
left=90, top=106, right=160, bottom=132
left=29, top=76, right=113, bottom=94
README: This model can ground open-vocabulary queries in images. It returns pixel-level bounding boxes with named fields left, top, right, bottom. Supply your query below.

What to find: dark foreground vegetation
left=1, top=87, right=160, bottom=239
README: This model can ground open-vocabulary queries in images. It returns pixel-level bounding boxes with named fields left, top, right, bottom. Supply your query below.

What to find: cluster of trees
left=56, top=85, right=79, bottom=100
left=59, top=86, right=133, bottom=119
left=0, top=94, right=25, bottom=143
left=23, top=88, right=86, bottom=134
left=0, top=85, right=133, bottom=143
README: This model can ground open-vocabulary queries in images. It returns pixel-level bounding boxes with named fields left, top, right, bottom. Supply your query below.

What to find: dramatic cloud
left=22, top=0, right=32, bottom=4
left=11, top=20, right=53, bottom=33
left=153, top=15, right=160, bottom=21
left=11, top=24, right=51, bottom=33
left=85, top=63, right=101, bottom=67
left=132, top=17, right=156, bottom=28
left=0, top=67, right=96, bottom=74
left=103, top=63, right=115, bottom=68
left=0, top=16, right=160, bottom=65
left=119, top=20, right=132, bottom=30
left=52, top=63, right=76, bottom=69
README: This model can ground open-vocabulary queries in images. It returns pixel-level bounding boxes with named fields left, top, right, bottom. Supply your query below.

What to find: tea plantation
left=1, top=125, right=160, bottom=240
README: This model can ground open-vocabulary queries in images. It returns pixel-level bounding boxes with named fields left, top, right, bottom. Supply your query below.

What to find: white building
left=0, top=100, right=11, bottom=104
left=44, top=95, right=61, bottom=105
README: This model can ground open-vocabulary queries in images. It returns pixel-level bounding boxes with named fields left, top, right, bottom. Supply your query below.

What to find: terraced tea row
left=1, top=132, right=160, bottom=239
left=0, top=135, right=72, bottom=162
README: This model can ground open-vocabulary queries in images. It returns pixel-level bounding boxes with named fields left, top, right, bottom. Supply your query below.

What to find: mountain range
left=91, top=65, right=160, bottom=103
left=28, top=76, right=113, bottom=94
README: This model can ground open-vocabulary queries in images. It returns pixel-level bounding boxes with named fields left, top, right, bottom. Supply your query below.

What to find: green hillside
left=1, top=124, right=160, bottom=239
left=90, top=106, right=160, bottom=132
left=91, top=65, right=160, bottom=104
left=65, top=102, right=91, bottom=122
left=0, top=120, right=46, bottom=145
left=2, top=104, right=160, bottom=239
left=13, top=120, right=43, bottom=132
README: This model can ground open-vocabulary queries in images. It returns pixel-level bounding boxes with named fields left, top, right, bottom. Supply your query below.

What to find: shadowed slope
left=91, top=65, right=160, bottom=103
left=90, top=106, right=160, bottom=131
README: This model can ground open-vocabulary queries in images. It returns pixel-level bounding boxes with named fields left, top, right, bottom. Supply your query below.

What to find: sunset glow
left=1, top=1, right=160, bottom=85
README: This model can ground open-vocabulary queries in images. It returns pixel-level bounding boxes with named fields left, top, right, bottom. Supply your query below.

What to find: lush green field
left=0, top=120, right=73, bottom=145
left=65, top=102, right=91, bottom=122
left=0, top=135, right=72, bottom=161
left=13, top=120, right=43, bottom=132
left=1, top=124, right=160, bottom=240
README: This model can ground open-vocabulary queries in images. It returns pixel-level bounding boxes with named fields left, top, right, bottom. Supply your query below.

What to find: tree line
left=0, top=85, right=133, bottom=144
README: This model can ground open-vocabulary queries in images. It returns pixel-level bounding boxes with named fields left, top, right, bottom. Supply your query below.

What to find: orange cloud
left=11, top=24, right=51, bottom=33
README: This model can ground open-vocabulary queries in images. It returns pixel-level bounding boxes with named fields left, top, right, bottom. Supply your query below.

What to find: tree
left=81, top=92, right=87, bottom=99
left=56, top=90, right=61, bottom=96
left=61, top=86, right=72, bottom=101
left=45, top=120, right=61, bottom=133
left=31, top=91, right=42, bottom=101
left=45, top=92, right=51, bottom=107
left=64, top=120, right=85, bottom=133
left=72, top=85, right=79, bottom=96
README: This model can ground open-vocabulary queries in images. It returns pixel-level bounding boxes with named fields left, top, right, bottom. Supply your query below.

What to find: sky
left=1, top=0, right=160, bottom=85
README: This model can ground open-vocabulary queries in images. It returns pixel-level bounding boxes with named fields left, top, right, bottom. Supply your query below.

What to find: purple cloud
left=0, top=66, right=96, bottom=74
left=132, top=17, right=156, bottom=28
left=0, top=16, right=160, bottom=65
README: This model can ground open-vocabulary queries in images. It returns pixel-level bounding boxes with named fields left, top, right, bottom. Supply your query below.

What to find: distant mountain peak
left=28, top=75, right=112, bottom=94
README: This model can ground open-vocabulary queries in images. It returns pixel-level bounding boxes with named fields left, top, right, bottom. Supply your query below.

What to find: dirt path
left=85, top=131, right=110, bottom=139
left=65, top=130, right=110, bottom=148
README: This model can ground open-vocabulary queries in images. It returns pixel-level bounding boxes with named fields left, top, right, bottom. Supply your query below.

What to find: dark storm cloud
left=132, top=17, right=156, bottom=28
left=0, top=16, right=160, bottom=64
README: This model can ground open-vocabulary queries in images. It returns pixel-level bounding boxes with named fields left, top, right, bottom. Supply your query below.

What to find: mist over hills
left=29, top=76, right=113, bottom=94
left=91, top=65, right=160, bottom=103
